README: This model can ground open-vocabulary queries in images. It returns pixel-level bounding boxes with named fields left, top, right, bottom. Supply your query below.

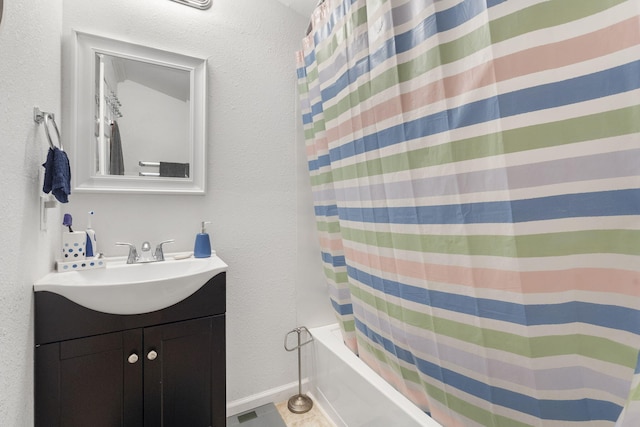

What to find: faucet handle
left=115, top=242, right=139, bottom=264
left=115, top=242, right=136, bottom=248
left=154, top=239, right=175, bottom=261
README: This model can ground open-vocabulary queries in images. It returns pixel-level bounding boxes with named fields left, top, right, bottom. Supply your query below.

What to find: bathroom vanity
left=34, top=271, right=226, bottom=427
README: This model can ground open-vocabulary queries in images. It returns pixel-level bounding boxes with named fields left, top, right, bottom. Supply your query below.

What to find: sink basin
left=34, top=254, right=227, bottom=315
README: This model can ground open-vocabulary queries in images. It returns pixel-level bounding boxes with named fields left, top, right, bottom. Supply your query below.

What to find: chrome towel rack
left=34, top=107, right=63, bottom=151
left=139, top=161, right=160, bottom=167
left=139, top=161, right=160, bottom=177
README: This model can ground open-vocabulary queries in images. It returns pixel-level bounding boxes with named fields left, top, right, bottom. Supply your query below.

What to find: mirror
left=70, top=31, right=207, bottom=194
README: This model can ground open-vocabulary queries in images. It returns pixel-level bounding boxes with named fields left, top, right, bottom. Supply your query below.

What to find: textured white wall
left=0, top=0, right=63, bottom=424
left=61, top=0, right=333, bottom=408
left=0, top=1, right=332, bottom=421
left=274, top=0, right=319, bottom=18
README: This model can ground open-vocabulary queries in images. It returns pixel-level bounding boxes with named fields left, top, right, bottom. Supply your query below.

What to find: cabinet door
left=35, top=329, right=143, bottom=427
left=143, top=315, right=225, bottom=427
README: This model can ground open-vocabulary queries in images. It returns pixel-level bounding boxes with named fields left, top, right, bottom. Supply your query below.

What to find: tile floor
left=275, top=399, right=337, bottom=427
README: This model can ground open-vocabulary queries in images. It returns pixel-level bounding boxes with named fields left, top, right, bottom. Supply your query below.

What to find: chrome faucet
left=116, top=239, right=175, bottom=264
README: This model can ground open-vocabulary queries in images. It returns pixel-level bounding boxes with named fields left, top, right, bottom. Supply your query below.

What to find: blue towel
left=42, top=147, right=71, bottom=203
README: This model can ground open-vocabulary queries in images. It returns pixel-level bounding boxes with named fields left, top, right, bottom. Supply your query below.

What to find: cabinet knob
left=127, top=353, right=139, bottom=364
left=147, top=350, right=158, bottom=361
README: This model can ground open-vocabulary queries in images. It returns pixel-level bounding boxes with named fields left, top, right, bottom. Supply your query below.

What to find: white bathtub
left=308, top=324, right=442, bottom=427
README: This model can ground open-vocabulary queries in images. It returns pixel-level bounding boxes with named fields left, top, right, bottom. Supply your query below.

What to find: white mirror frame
left=70, top=30, right=207, bottom=194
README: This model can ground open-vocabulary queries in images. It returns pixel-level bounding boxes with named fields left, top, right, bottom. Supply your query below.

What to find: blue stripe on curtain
left=331, top=299, right=354, bottom=315
left=348, top=266, right=640, bottom=334
left=334, top=189, right=640, bottom=224
left=486, top=0, right=509, bottom=6
left=315, top=204, right=339, bottom=217
left=321, top=251, right=346, bottom=267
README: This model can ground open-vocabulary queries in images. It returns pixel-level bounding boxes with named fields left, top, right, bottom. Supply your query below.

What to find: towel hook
left=34, top=107, right=63, bottom=151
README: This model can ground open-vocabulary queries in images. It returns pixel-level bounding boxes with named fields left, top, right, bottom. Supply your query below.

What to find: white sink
left=34, top=254, right=227, bottom=315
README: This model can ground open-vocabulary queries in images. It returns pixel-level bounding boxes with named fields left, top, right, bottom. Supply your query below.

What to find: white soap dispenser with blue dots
left=61, top=213, right=86, bottom=261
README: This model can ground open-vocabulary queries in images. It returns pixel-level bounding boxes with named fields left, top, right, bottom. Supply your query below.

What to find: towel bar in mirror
left=67, top=31, right=207, bottom=194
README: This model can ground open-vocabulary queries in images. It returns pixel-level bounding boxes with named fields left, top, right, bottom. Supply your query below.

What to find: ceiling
left=273, top=0, right=318, bottom=18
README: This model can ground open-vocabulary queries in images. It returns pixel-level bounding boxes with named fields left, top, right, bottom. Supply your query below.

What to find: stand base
left=287, top=394, right=313, bottom=414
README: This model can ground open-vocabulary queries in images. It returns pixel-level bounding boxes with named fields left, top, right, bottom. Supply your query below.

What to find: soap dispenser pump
left=194, top=221, right=212, bottom=258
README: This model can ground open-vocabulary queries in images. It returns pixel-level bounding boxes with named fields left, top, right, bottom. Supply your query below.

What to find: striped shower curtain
left=296, top=0, right=640, bottom=425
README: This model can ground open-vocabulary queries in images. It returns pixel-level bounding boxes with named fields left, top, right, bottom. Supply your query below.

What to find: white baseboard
left=226, top=378, right=310, bottom=417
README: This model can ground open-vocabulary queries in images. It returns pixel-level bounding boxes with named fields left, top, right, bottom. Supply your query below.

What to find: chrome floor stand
left=284, top=326, right=314, bottom=414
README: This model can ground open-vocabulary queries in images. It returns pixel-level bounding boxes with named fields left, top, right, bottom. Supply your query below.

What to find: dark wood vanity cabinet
left=35, top=273, right=226, bottom=427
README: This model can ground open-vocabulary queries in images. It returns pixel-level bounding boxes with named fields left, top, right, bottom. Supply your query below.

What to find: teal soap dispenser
left=194, top=221, right=212, bottom=258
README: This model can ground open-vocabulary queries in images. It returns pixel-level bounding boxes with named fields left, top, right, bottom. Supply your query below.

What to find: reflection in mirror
left=70, top=31, right=207, bottom=194
left=95, top=54, right=191, bottom=178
